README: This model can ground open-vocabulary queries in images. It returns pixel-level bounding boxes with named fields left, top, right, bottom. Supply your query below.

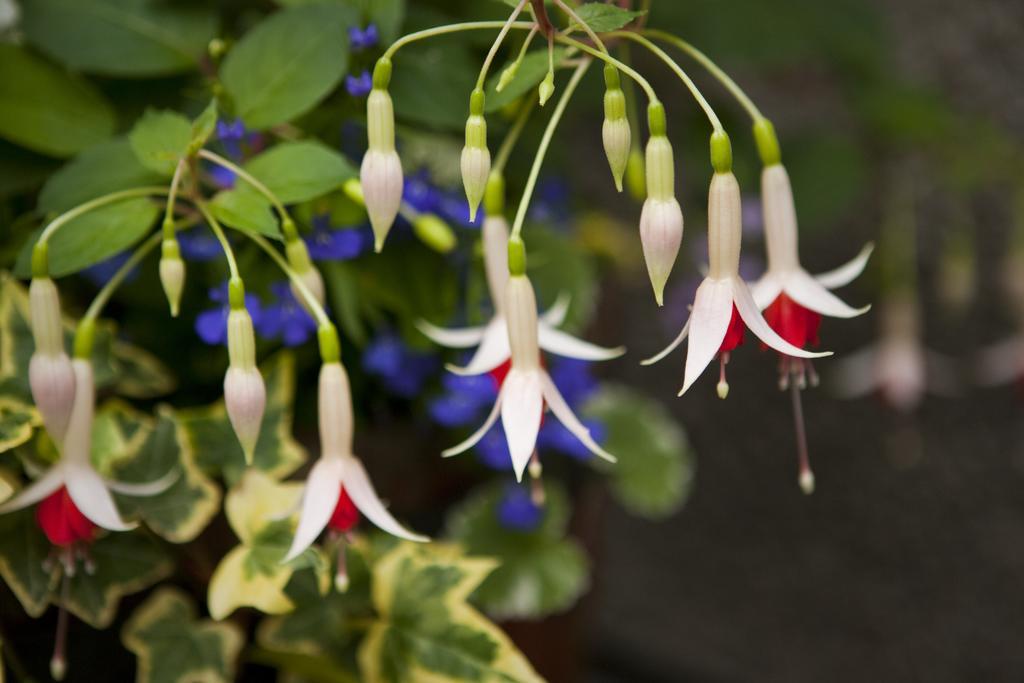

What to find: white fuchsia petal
left=0, top=464, right=64, bottom=514
left=66, top=463, right=135, bottom=531
left=537, top=326, right=625, bottom=361
left=445, top=317, right=510, bottom=376
left=816, top=242, right=875, bottom=290
left=342, top=456, right=428, bottom=542
left=679, top=278, right=734, bottom=396
left=500, top=369, right=544, bottom=482
left=732, top=278, right=831, bottom=359
left=540, top=373, right=616, bottom=463
left=784, top=270, right=870, bottom=318
left=749, top=273, right=784, bottom=312
left=415, top=320, right=488, bottom=349
left=105, top=467, right=179, bottom=496
left=540, top=292, right=571, bottom=328
left=283, top=456, right=344, bottom=563
left=640, top=318, right=690, bottom=366
left=441, top=383, right=506, bottom=458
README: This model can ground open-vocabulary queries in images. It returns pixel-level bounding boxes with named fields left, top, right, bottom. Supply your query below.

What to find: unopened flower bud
left=461, top=89, right=490, bottom=223
left=413, top=213, right=457, bottom=253
left=538, top=72, right=555, bottom=106
left=362, top=85, right=403, bottom=252
left=639, top=133, right=683, bottom=306
left=496, top=62, right=519, bottom=92
left=318, top=361, right=354, bottom=455
left=159, top=239, right=186, bottom=317
left=224, top=294, right=265, bottom=463
left=28, top=278, right=75, bottom=443
left=506, top=274, right=540, bottom=370
left=602, top=65, right=630, bottom=192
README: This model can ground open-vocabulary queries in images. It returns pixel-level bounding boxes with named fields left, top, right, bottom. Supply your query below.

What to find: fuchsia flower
left=643, top=171, right=830, bottom=396
left=417, top=212, right=624, bottom=375
left=284, top=361, right=427, bottom=563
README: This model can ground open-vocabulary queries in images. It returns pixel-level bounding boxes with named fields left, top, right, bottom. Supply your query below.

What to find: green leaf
left=0, top=508, right=58, bottom=617
left=108, top=340, right=176, bottom=399
left=65, top=530, right=173, bottom=628
left=37, top=137, right=164, bottom=215
left=0, top=44, right=115, bottom=157
left=21, top=0, right=217, bottom=78
left=244, top=142, right=357, bottom=204
left=446, top=482, right=589, bottom=620
left=571, top=3, right=645, bottom=32
left=209, top=189, right=281, bottom=238
left=391, top=44, right=476, bottom=130
left=485, top=48, right=567, bottom=114
left=178, top=352, right=307, bottom=485
left=363, top=0, right=405, bottom=42
left=584, top=384, right=694, bottom=519
left=112, top=407, right=221, bottom=544
left=189, top=100, right=219, bottom=155
left=359, top=543, right=542, bottom=683
left=123, top=588, right=244, bottom=683
left=0, top=398, right=40, bottom=455
left=221, top=4, right=356, bottom=129
left=129, top=109, right=193, bottom=176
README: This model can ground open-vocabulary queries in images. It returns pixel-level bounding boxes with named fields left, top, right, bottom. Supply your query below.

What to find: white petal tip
left=440, top=448, right=461, bottom=458
left=799, top=471, right=816, bottom=495
left=374, top=240, right=384, bottom=253
left=443, top=362, right=477, bottom=377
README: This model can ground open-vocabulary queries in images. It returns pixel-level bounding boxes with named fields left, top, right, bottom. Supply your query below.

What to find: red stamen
left=327, top=487, right=360, bottom=533
left=36, top=488, right=96, bottom=548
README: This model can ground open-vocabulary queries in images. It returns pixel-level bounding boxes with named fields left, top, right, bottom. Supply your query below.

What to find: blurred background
left=2, top=0, right=1024, bottom=682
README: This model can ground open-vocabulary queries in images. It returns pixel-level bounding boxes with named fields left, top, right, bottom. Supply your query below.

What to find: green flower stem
left=34, top=187, right=169, bottom=274
left=383, top=21, right=536, bottom=61
left=163, top=159, right=187, bottom=238
left=553, top=0, right=608, bottom=55
left=641, top=29, right=764, bottom=122
left=74, top=231, right=163, bottom=358
left=554, top=36, right=658, bottom=104
left=511, top=58, right=592, bottom=240
left=197, top=149, right=298, bottom=242
left=244, top=233, right=332, bottom=329
left=609, top=31, right=724, bottom=134
left=493, top=97, right=537, bottom=176
left=194, top=198, right=241, bottom=282
left=476, top=0, right=529, bottom=91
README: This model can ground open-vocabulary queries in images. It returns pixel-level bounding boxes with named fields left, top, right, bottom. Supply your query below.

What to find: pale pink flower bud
left=506, top=275, right=540, bottom=370
left=159, top=240, right=186, bottom=317
left=29, top=278, right=75, bottom=443
left=318, top=362, right=354, bottom=456
left=707, top=172, right=742, bottom=280
left=362, top=88, right=403, bottom=252
left=640, top=135, right=683, bottom=306
left=224, top=309, right=265, bottom=463
left=461, top=116, right=490, bottom=223
left=602, top=74, right=630, bottom=192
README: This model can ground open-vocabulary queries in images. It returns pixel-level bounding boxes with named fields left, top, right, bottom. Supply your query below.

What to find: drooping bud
left=412, top=213, right=456, bottom=253
left=318, top=361, right=354, bottom=456
left=626, top=146, right=646, bottom=201
left=361, top=58, right=403, bottom=252
left=761, top=164, right=800, bottom=273
left=639, top=103, right=683, bottom=306
left=461, top=88, right=491, bottom=223
left=285, top=238, right=325, bottom=315
left=538, top=71, right=555, bottom=106
left=482, top=173, right=511, bottom=308
left=601, top=65, right=630, bottom=192
left=496, top=61, right=519, bottom=92
left=28, top=277, right=76, bottom=445
left=159, top=238, right=186, bottom=317
left=505, top=272, right=540, bottom=370
left=707, top=171, right=743, bottom=281
left=224, top=280, right=265, bottom=464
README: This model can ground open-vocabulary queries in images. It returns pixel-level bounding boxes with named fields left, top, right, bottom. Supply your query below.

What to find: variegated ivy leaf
left=0, top=507, right=171, bottom=626
left=123, top=588, right=244, bottom=683
left=583, top=384, right=695, bottom=519
left=0, top=396, right=40, bottom=455
left=178, top=352, right=306, bottom=485
left=358, top=543, right=543, bottom=683
left=208, top=469, right=328, bottom=620
left=445, top=482, right=589, bottom=621
left=109, top=405, right=220, bottom=544
left=0, top=276, right=174, bottom=400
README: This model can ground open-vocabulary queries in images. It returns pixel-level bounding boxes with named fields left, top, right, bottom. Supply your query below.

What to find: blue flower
left=476, top=423, right=512, bottom=470
left=548, top=358, right=599, bottom=407
left=177, top=226, right=222, bottom=262
left=403, top=169, right=482, bottom=227
left=529, top=177, right=571, bottom=226
left=305, top=215, right=371, bottom=261
left=496, top=485, right=543, bottom=532
left=362, top=333, right=439, bottom=399
left=348, top=23, right=379, bottom=51
left=81, top=251, right=137, bottom=287
left=427, top=374, right=497, bottom=428
left=346, top=71, right=373, bottom=98
left=215, top=118, right=247, bottom=161
left=195, top=283, right=263, bottom=346
left=257, top=282, right=317, bottom=347
left=206, top=161, right=236, bottom=189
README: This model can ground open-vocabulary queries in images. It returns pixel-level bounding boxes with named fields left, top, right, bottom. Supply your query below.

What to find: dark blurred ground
left=587, top=1, right=1024, bottom=681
